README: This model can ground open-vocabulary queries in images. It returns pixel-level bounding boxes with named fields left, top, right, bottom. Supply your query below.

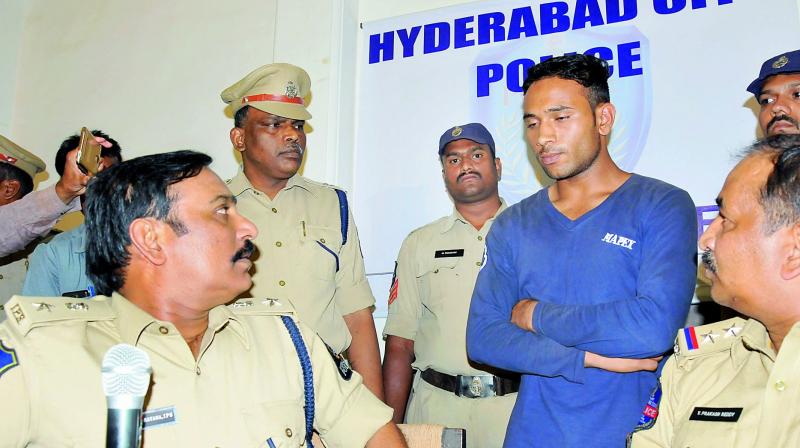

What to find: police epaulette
left=227, top=297, right=296, bottom=316
left=4, top=295, right=114, bottom=336
left=674, top=317, right=748, bottom=357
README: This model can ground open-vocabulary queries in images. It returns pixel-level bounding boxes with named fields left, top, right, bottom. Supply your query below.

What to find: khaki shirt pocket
left=672, top=415, right=740, bottom=448
left=301, top=224, right=342, bottom=281
left=417, top=256, right=461, bottom=313
left=242, top=399, right=305, bottom=447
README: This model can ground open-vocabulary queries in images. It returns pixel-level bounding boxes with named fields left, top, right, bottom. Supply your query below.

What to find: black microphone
left=102, top=344, right=152, bottom=448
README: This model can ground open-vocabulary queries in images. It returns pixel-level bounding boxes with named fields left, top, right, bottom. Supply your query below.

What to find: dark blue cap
left=438, top=123, right=496, bottom=156
left=747, top=49, right=800, bottom=96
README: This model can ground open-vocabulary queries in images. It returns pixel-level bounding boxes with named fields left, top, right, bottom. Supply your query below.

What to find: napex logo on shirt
left=601, top=232, right=636, bottom=250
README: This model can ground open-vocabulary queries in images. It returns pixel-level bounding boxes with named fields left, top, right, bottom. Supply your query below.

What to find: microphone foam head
left=101, top=344, right=152, bottom=398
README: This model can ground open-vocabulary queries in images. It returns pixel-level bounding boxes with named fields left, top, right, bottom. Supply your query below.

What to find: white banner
left=355, top=0, right=800, bottom=316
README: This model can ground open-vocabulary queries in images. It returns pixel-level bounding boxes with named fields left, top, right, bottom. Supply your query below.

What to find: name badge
left=689, top=407, right=742, bottom=422
left=143, top=406, right=178, bottom=429
left=434, top=249, right=464, bottom=258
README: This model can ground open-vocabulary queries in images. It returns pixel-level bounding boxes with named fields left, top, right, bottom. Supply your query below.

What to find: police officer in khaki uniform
left=630, top=134, right=800, bottom=447
left=221, top=63, right=383, bottom=398
left=383, top=123, right=516, bottom=448
left=0, top=151, right=407, bottom=447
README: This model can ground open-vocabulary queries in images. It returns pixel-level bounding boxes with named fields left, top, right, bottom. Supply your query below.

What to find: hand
left=584, top=352, right=663, bottom=373
left=54, top=148, right=91, bottom=204
left=511, top=299, right=538, bottom=332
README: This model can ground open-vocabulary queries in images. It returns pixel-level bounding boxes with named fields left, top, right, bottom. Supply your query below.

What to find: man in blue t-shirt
left=466, top=54, right=697, bottom=447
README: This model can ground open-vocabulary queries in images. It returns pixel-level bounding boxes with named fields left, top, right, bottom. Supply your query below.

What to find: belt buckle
left=457, top=375, right=496, bottom=398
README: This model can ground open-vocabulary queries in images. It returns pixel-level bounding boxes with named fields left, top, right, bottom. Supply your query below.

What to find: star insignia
left=722, top=324, right=742, bottom=338
left=700, top=331, right=720, bottom=344
left=32, top=302, right=53, bottom=312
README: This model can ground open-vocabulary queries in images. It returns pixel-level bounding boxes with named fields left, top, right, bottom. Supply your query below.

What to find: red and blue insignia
left=0, top=340, right=19, bottom=378
left=683, top=326, right=700, bottom=350
left=388, top=262, right=399, bottom=306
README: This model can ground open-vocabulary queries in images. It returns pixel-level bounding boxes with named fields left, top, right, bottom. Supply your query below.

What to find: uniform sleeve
left=0, top=328, right=32, bottom=447
left=533, top=189, right=697, bottom=357
left=630, top=355, right=680, bottom=447
left=466, top=218, right=586, bottom=383
left=332, top=194, right=376, bottom=316
left=382, top=234, right=421, bottom=340
left=308, top=330, right=392, bottom=447
left=22, top=242, right=61, bottom=297
left=0, top=186, right=78, bottom=258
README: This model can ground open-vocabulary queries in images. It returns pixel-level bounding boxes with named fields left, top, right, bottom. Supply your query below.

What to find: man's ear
left=596, top=102, right=616, bottom=136
left=0, top=179, right=21, bottom=202
left=780, top=223, right=800, bottom=280
left=495, top=157, right=502, bottom=180
left=128, top=218, right=168, bottom=266
left=230, top=127, right=246, bottom=153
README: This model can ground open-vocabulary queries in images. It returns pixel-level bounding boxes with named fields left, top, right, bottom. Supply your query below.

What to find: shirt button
left=285, top=428, right=293, bottom=437
left=275, top=241, right=282, bottom=247
left=477, top=235, right=483, bottom=241
left=196, top=366, right=201, bottom=375
left=279, top=280, right=286, bottom=286
left=433, top=269, right=439, bottom=274
left=0, top=274, right=4, bottom=279
left=271, top=207, right=278, bottom=213
left=476, top=261, right=482, bottom=266
left=320, top=238, right=326, bottom=244
left=775, top=380, right=786, bottom=391
left=159, top=326, right=169, bottom=334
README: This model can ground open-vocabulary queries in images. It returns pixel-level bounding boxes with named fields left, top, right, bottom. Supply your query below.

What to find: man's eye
left=448, top=158, right=459, bottom=164
left=473, top=153, right=484, bottom=159
left=556, top=115, right=570, bottom=121
left=526, top=122, right=538, bottom=129
left=759, top=97, right=774, bottom=106
left=217, top=206, right=230, bottom=215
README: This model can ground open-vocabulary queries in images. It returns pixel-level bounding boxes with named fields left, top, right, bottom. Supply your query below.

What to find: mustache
left=767, top=114, right=799, bottom=132
left=231, top=239, right=255, bottom=263
left=701, top=248, right=717, bottom=274
left=281, top=142, right=304, bottom=156
left=457, top=170, right=481, bottom=182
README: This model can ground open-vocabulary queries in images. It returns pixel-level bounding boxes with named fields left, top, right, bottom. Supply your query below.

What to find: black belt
left=421, top=368, right=519, bottom=399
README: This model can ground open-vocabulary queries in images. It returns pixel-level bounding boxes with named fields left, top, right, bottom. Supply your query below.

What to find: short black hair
left=55, top=130, right=123, bottom=176
left=85, top=150, right=212, bottom=295
left=522, top=54, right=611, bottom=108
left=234, top=106, right=250, bottom=128
left=743, top=134, right=800, bottom=234
left=0, top=163, right=33, bottom=198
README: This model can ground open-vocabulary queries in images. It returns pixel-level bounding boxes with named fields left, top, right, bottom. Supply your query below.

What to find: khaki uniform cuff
left=322, top=387, right=393, bottom=448
left=335, top=281, right=375, bottom=316
left=382, top=314, right=418, bottom=341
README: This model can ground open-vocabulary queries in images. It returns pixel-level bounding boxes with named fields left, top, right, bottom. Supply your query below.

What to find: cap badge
left=285, top=81, right=298, bottom=99
left=773, top=55, right=789, bottom=69
left=451, top=126, right=463, bottom=137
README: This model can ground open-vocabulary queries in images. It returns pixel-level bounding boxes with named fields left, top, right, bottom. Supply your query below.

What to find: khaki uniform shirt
left=383, top=202, right=507, bottom=376
left=0, top=293, right=392, bottom=447
left=631, top=317, right=800, bottom=447
left=227, top=172, right=374, bottom=354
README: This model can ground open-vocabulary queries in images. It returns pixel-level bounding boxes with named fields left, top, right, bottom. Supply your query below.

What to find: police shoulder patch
left=0, top=339, right=19, bottom=378
left=324, top=342, right=352, bottom=381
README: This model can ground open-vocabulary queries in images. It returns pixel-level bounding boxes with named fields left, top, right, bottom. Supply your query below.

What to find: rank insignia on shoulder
left=325, top=343, right=352, bottom=381
left=0, top=340, right=19, bottom=378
